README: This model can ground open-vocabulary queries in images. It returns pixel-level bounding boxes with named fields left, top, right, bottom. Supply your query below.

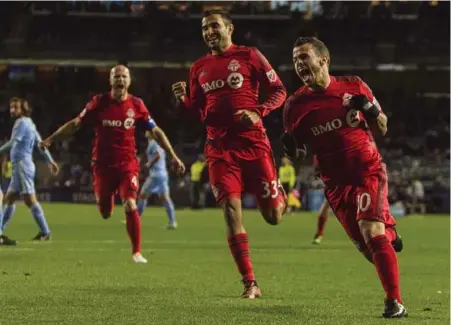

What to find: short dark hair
left=9, top=96, right=32, bottom=116
left=294, top=37, right=330, bottom=63
left=203, top=9, right=232, bottom=25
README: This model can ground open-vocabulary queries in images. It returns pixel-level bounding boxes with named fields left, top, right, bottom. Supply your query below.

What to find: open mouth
left=207, top=35, right=219, bottom=45
left=298, top=67, right=311, bottom=82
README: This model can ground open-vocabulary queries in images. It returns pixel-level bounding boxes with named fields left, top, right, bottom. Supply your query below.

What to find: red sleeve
left=78, top=95, right=100, bottom=125
left=283, top=95, right=297, bottom=134
left=181, top=63, right=205, bottom=121
left=357, top=78, right=384, bottom=114
left=250, top=48, right=287, bottom=117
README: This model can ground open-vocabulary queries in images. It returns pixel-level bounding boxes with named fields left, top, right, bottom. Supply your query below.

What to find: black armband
left=362, top=101, right=380, bottom=120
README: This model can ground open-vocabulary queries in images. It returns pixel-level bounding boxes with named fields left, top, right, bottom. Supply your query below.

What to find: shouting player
left=40, top=65, right=185, bottom=263
left=282, top=37, right=406, bottom=318
left=172, top=10, right=287, bottom=298
left=137, top=131, right=177, bottom=229
left=0, top=97, right=59, bottom=245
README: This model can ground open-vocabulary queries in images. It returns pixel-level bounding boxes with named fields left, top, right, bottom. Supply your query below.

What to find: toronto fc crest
left=227, top=59, right=240, bottom=72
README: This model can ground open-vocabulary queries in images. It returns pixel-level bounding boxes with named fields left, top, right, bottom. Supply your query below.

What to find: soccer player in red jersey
left=282, top=37, right=407, bottom=318
left=40, top=65, right=185, bottom=263
left=172, top=10, right=287, bottom=298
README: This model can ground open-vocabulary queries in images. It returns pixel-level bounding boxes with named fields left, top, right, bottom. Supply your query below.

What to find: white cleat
left=166, top=222, right=178, bottom=230
left=132, top=253, right=148, bottom=264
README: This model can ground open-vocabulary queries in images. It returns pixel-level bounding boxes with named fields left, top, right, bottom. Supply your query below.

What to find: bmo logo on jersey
left=311, top=119, right=343, bottom=136
left=201, top=73, right=244, bottom=93
left=102, top=118, right=135, bottom=129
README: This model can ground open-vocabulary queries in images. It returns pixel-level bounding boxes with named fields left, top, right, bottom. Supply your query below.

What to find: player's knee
left=261, top=207, right=283, bottom=226
left=123, top=198, right=137, bottom=212
left=358, top=219, right=385, bottom=242
left=96, top=199, right=113, bottom=219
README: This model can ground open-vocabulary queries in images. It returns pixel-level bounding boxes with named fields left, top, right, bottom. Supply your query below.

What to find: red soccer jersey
left=182, top=44, right=286, bottom=156
left=284, top=76, right=384, bottom=185
left=78, top=92, right=154, bottom=169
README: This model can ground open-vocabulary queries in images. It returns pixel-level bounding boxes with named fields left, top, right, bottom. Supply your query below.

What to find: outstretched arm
left=35, top=130, right=55, bottom=164
left=42, top=117, right=82, bottom=147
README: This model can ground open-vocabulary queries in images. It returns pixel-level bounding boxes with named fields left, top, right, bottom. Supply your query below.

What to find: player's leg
left=23, top=193, right=51, bottom=241
left=243, top=152, right=286, bottom=226
left=93, top=168, right=115, bottom=219
left=312, top=199, right=330, bottom=244
left=209, top=156, right=261, bottom=299
left=0, top=189, right=16, bottom=245
left=119, top=171, right=146, bottom=263
left=17, top=162, right=52, bottom=240
left=356, top=172, right=407, bottom=318
left=159, top=177, right=177, bottom=229
left=137, top=176, right=152, bottom=216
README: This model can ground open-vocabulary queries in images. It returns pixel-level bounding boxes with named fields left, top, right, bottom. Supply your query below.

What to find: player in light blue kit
left=137, top=131, right=177, bottom=229
left=0, top=97, right=59, bottom=243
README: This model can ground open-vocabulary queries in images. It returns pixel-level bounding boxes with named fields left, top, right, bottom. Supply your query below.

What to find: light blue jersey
left=140, top=140, right=169, bottom=196
left=0, top=117, right=54, bottom=194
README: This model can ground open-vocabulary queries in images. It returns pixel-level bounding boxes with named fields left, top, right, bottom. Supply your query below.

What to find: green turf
left=0, top=204, right=449, bottom=325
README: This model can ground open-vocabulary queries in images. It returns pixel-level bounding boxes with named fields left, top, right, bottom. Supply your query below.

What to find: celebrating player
left=282, top=37, right=406, bottom=318
left=40, top=65, right=185, bottom=263
left=172, top=10, right=287, bottom=298
left=0, top=97, right=59, bottom=245
left=137, top=131, right=177, bottom=229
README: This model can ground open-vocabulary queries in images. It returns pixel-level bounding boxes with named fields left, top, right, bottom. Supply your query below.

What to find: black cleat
left=391, top=227, right=403, bottom=253
left=0, top=235, right=17, bottom=246
left=383, top=299, right=408, bottom=318
left=32, top=232, right=51, bottom=241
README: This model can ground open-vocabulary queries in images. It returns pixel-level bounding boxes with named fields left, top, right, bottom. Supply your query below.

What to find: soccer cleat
left=132, top=252, right=148, bottom=264
left=240, top=280, right=262, bottom=299
left=0, top=235, right=17, bottom=246
left=166, top=222, right=178, bottom=230
left=312, top=235, right=323, bottom=245
left=391, top=227, right=403, bottom=253
left=382, top=299, right=408, bottom=318
left=32, top=232, right=51, bottom=241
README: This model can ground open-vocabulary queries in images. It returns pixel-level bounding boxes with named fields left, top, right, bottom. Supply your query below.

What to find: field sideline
left=0, top=203, right=449, bottom=325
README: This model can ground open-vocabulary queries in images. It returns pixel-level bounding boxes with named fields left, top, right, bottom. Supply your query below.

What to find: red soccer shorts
left=207, top=148, right=285, bottom=210
left=93, top=165, right=139, bottom=214
left=324, top=167, right=396, bottom=250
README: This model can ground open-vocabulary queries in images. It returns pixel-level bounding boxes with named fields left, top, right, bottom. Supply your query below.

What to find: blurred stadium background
left=0, top=1, right=449, bottom=214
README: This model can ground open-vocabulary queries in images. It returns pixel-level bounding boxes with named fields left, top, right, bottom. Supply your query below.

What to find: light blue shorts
left=8, top=160, right=36, bottom=195
left=140, top=174, right=169, bottom=196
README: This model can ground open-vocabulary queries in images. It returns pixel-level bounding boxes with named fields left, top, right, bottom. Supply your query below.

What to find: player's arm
left=172, top=64, right=205, bottom=121
left=35, top=130, right=56, bottom=164
left=41, top=96, right=99, bottom=148
left=281, top=97, right=307, bottom=162
left=0, top=119, right=25, bottom=155
left=351, top=79, right=388, bottom=136
left=138, top=104, right=185, bottom=174
left=251, top=48, right=287, bottom=117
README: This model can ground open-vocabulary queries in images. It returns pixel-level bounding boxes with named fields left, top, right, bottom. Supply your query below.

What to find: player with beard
left=172, top=10, right=287, bottom=298
left=40, top=65, right=185, bottom=263
left=282, top=37, right=406, bottom=318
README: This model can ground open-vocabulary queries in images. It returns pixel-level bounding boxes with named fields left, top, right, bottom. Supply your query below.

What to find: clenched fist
left=234, top=109, right=260, bottom=127
left=172, top=81, right=187, bottom=101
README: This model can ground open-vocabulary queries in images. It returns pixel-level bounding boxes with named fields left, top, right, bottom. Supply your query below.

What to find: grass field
left=0, top=204, right=449, bottom=325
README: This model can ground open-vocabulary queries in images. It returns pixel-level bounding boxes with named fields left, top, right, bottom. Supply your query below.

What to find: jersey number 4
left=261, top=180, right=280, bottom=199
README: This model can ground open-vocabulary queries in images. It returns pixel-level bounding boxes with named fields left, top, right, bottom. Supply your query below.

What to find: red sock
left=385, top=227, right=396, bottom=242
left=228, top=233, right=255, bottom=281
left=315, top=214, right=328, bottom=237
left=367, top=235, right=402, bottom=302
left=125, top=209, right=141, bottom=254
